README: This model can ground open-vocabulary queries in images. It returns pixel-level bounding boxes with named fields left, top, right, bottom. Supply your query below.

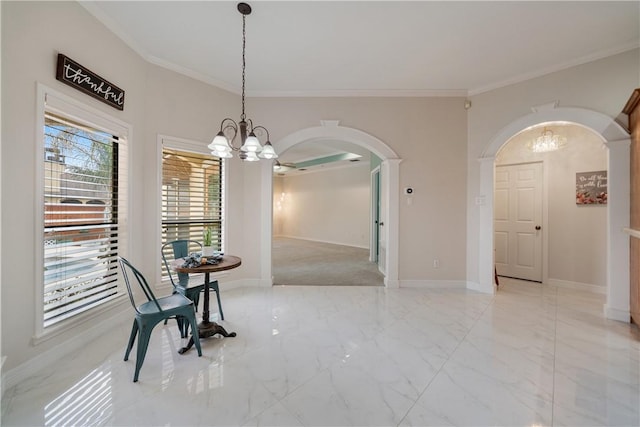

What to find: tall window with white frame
left=161, top=145, right=224, bottom=281
left=43, top=112, right=123, bottom=327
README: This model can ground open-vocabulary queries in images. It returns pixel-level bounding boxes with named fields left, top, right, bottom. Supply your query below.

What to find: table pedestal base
left=178, top=321, right=236, bottom=354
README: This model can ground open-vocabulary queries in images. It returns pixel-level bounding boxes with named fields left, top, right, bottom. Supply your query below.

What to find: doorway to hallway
left=268, top=120, right=402, bottom=288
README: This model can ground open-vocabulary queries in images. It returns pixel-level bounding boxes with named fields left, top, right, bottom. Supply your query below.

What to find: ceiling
left=80, top=1, right=639, bottom=172
left=82, top=1, right=638, bottom=97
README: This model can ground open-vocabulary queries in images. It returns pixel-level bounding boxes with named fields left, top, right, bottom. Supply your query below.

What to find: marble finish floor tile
left=2, top=279, right=639, bottom=426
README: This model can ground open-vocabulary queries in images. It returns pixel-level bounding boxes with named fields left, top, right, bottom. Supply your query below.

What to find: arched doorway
left=494, top=122, right=608, bottom=288
left=258, top=120, right=401, bottom=288
left=478, top=105, right=631, bottom=322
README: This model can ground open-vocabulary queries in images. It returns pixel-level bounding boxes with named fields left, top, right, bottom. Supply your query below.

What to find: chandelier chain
left=207, top=3, right=278, bottom=161
left=241, top=13, right=246, bottom=121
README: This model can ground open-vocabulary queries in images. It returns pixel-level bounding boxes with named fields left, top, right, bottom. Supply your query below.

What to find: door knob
left=535, top=225, right=541, bottom=230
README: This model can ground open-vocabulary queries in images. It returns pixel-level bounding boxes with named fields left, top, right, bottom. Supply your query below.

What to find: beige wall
left=496, top=125, right=608, bottom=288
left=273, top=175, right=285, bottom=236
left=276, top=164, right=371, bottom=248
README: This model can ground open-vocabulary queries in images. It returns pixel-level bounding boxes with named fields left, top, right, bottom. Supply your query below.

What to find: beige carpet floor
left=272, top=237, right=384, bottom=286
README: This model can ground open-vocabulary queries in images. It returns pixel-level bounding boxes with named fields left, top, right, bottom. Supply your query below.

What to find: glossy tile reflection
left=3, top=279, right=639, bottom=426
left=45, top=362, right=113, bottom=427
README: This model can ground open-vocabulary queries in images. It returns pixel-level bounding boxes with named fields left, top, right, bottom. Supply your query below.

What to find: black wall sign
left=56, top=54, right=125, bottom=111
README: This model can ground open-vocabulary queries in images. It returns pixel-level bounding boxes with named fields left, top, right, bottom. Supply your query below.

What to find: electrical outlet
left=433, top=259, right=440, bottom=268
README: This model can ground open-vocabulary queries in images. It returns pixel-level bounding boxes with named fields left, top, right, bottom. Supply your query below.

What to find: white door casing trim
left=261, top=120, right=402, bottom=288
left=370, top=166, right=381, bottom=264
left=476, top=106, right=631, bottom=322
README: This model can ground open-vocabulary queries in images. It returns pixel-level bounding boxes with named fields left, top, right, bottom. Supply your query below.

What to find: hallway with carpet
left=272, top=237, right=384, bottom=286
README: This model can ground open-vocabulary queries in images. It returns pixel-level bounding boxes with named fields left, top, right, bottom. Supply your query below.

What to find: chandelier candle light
left=208, top=2, right=278, bottom=162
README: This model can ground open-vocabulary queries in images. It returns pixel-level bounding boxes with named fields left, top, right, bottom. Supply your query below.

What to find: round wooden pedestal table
left=171, top=255, right=241, bottom=353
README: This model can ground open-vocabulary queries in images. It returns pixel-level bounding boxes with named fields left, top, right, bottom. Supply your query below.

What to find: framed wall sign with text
left=56, top=54, right=125, bottom=111
left=576, top=170, right=607, bottom=205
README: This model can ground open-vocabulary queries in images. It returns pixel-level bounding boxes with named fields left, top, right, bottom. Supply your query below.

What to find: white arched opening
left=258, top=120, right=402, bottom=288
left=477, top=105, right=631, bottom=322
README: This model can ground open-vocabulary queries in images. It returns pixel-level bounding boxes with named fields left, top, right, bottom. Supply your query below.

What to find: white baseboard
left=603, top=304, right=630, bottom=323
left=241, top=278, right=272, bottom=288
left=399, top=280, right=467, bottom=289
left=384, top=278, right=399, bottom=288
left=466, top=280, right=495, bottom=294
left=547, top=278, right=606, bottom=294
left=275, top=235, right=369, bottom=250
left=219, top=278, right=264, bottom=290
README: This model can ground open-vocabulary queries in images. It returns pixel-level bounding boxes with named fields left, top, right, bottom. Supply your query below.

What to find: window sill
left=32, top=293, right=127, bottom=346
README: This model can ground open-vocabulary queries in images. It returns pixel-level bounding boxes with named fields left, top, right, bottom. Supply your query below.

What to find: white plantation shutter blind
left=161, top=147, right=223, bottom=279
left=43, top=112, right=124, bottom=327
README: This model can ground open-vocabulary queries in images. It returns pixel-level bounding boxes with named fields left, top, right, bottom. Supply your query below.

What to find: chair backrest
left=161, top=240, right=203, bottom=288
left=118, top=257, right=163, bottom=314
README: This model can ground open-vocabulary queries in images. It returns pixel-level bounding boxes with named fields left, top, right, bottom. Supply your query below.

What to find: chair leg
left=179, top=315, right=191, bottom=338
left=185, top=288, right=201, bottom=312
left=124, top=320, right=138, bottom=361
left=133, top=322, right=153, bottom=382
left=187, top=314, right=202, bottom=357
left=209, top=281, right=224, bottom=320
left=193, top=292, right=200, bottom=313
left=175, top=316, right=187, bottom=338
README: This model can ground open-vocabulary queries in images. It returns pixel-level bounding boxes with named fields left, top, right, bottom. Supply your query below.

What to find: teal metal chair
left=162, top=239, right=225, bottom=320
left=119, top=257, right=202, bottom=382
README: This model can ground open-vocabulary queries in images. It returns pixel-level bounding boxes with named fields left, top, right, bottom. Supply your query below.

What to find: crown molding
left=469, top=41, right=640, bottom=96
left=146, top=55, right=238, bottom=94
left=249, top=88, right=469, bottom=98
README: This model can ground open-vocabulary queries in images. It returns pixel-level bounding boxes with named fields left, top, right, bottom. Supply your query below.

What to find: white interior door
left=494, top=162, right=543, bottom=282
